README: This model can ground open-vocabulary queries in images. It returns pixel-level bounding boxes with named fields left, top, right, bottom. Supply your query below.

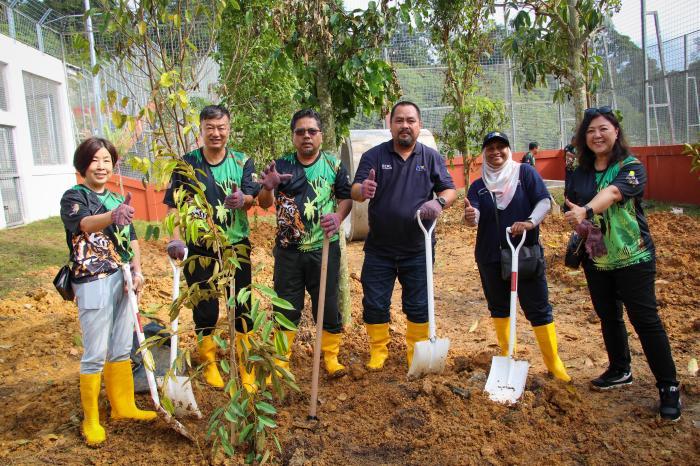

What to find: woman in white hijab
left=464, top=131, right=570, bottom=382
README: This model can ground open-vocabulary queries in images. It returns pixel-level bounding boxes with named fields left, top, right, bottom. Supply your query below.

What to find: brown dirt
left=1, top=211, right=699, bottom=465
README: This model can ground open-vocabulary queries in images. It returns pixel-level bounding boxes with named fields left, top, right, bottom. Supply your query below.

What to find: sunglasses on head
left=293, top=128, right=321, bottom=136
left=584, top=106, right=614, bottom=117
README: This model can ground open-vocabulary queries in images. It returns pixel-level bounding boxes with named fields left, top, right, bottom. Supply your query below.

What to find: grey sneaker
left=591, top=368, right=633, bottom=390
left=658, top=384, right=681, bottom=422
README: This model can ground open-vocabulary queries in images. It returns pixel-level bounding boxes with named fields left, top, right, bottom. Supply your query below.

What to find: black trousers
left=477, top=261, right=553, bottom=327
left=183, top=239, right=253, bottom=335
left=272, top=241, right=343, bottom=334
left=583, top=259, right=677, bottom=386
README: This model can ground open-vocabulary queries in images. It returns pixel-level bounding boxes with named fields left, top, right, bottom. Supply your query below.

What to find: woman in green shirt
left=564, top=108, right=680, bottom=422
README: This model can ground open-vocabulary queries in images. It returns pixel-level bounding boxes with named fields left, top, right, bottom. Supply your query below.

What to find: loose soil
left=1, top=208, right=699, bottom=465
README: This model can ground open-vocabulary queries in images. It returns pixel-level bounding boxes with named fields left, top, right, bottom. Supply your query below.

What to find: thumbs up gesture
left=463, top=198, right=478, bottom=226
left=224, top=183, right=245, bottom=210
left=563, top=198, right=587, bottom=227
left=111, top=192, right=135, bottom=226
left=361, top=168, right=377, bottom=200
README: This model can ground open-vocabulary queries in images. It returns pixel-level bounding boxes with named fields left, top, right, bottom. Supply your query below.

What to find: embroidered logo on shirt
left=381, top=164, right=392, bottom=170
left=415, top=165, right=426, bottom=172
left=625, top=170, right=639, bottom=186
left=70, top=203, right=80, bottom=216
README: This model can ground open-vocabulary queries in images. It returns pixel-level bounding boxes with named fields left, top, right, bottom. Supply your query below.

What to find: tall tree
left=502, top=0, right=621, bottom=127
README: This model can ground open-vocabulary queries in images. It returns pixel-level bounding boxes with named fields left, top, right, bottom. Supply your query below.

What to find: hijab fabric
left=482, top=147, right=520, bottom=210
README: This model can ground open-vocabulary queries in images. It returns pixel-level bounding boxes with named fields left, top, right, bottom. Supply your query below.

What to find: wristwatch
left=585, top=205, right=594, bottom=220
left=436, top=196, right=447, bottom=208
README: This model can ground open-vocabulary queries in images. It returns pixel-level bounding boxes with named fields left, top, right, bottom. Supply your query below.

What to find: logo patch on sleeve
left=70, top=203, right=80, bottom=215
left=625, top=170, right=639, bottom=186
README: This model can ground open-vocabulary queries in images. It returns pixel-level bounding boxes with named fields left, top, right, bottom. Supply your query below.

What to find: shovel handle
left=416, top=211, right=437, bottom=341
left=308, top=235, right=330, bottom=420
left=504, top=228, right=526, bottom=358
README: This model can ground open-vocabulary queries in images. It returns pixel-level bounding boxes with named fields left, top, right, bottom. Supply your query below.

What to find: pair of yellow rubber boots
left=79, top=360, right=157, bottom=446
left=198, top=330, right=346, bottom=394
left=365, top=321, right=429, bottom=370
left=492, top=317, right=571, bottom=382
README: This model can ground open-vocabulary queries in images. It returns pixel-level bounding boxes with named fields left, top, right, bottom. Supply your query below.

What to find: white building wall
left=0, top=33, right=75, bottom=226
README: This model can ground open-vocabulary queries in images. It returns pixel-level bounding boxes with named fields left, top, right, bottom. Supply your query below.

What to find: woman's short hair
left=73, top=137, right=119, bottom=176
left=575, top=109, right=631, bottom=171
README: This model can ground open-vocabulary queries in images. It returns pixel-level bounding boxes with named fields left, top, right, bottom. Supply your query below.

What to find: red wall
left=446, top=145, right=700, bottom=205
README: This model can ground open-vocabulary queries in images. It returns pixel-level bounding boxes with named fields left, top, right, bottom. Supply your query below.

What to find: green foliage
left=502, top=0, right=621, bottom=125
left=416, top=0, right=506, bottom=187
left=217, top=1, right=299, bottom=167
left=278, top=0, right=404, bottom=149
left=683, top=143, right=700, bottom=179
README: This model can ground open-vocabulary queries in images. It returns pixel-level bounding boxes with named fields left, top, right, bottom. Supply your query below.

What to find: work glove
left=166, top=239, right=186, bottom=260
left=223, top=183, right=245, bottom=210
left=260, top=161, right=292, bottom=191
left=320, top=213, right=342, bottom=237
left=360, top=169, right=377, bottom=199
left=575, top=220, right=607, bottom=258
left=419, top=199, right=442, bottom=220
left=111, top=192, right=135, bottom=226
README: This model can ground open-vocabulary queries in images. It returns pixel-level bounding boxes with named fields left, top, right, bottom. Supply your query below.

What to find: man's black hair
left=528, top=141, right=539, bottom=150
left=390, top=101, right=421, bottom=121
left=199, top=105, right=230, bottom=122
left=290, top=109, right=323, bottom=132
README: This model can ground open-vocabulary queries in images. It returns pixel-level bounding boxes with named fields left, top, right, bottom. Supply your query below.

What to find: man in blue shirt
left=351, top=101, right=456, bottom=371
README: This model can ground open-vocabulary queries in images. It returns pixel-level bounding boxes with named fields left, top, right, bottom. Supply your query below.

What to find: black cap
left=482, top=131, right=510, bottom=149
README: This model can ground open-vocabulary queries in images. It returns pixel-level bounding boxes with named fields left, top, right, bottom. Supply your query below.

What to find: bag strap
left=491, top=191, right=503, bottom=252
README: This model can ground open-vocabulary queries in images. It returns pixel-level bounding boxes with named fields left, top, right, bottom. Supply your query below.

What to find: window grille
left=23, top=71, right=65, bottom=165
left=0, top=125, right=23, bottom=226
left=0, top=63, right=7, bottom=111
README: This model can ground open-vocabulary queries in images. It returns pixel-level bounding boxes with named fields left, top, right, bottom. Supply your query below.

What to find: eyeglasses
left=293, top=128, right=321, bottom=136
left=584, top=106, right=614, bottom=117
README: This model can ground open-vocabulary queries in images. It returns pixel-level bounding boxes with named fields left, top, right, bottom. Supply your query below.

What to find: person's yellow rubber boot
left=406, top=321, right=429, bottom=368
left=79, top=373, right=106, bottom=446
left=235, top=332, right=258, bottom=393
left=274, top=330, right=296, bottom=377
left=103, top=360, right=157, bottom=421
left=321, top=330, right=346, bottom=378
left=492, top=317, right=512, bottom=356
left=198, top=335, right=225, bottom=388
left=365, top=323, right=390, bottom=370
left=533, top=323, right=571, bottom=382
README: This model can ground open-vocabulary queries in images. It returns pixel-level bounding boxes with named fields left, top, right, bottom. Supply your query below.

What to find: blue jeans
left=361, top=251, right=430, bottom=324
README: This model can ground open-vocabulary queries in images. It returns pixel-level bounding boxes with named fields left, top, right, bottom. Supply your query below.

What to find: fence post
left=6, top=2, right=16, bottom=39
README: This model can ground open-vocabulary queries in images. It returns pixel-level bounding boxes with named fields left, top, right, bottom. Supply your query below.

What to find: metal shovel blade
left=165, top=376, right=202, bottom=419
left=485, top=355, right=529, bottom=404
left=407, top=337, right=450, bottom=378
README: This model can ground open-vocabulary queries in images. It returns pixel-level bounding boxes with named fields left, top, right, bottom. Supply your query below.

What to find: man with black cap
left=351, top=101, right=456, bottom=371
left=464, top=131, right=570, bottom=382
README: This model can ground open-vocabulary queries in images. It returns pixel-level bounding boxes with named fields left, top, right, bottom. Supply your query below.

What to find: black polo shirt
left=353, top=140, right=455, bottom=257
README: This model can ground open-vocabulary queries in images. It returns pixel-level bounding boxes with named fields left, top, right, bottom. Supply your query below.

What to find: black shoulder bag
left=492, top=192, right=545, bottom=281
left=53, top=263, right=74, bottom=301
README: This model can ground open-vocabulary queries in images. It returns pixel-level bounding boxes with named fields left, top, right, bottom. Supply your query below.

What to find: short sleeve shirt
left=60, top=185, right=137, bottom=283
left=567, top=156, right=654, bottom=270
left=163, top=148, right=259, bottom=254
left=522, top=152, right=536, bottom=166
left=467, top=164, right=549, bottom=264
left=274, top=151, right=351, bottom=251
left=353, top=140, right=455, bottom=257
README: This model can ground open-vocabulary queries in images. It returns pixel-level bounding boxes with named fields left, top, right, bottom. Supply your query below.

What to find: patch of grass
left=642, top=200, right=700, bottom=218
left=0, top=217, right=153, bottom=297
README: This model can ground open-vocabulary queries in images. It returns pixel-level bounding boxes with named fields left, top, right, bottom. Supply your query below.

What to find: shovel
left=484, top=227, right=530, bottom=404
left=122, top=264, right=195, bottom=441
left=408, top=211, right=450, bottom=378
left=166, top=251, right=202, bottom=419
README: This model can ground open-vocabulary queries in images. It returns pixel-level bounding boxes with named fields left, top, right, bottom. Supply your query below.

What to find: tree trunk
left=315, top=58, right=351, bottom=325
left=567, top=0, right=588, bottom=128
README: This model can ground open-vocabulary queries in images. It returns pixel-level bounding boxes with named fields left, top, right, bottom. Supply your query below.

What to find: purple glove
left=320, top=213, right=342, bottom=237
left=223, top=183, right=245, bottom=210
left=419, top=199, right=442, bottom=220
left=260, top=161, right=292, bottom=191
left=361, top=169, right=377, bottom=199
left=575, top=220, right=607, bottom=258
left=166, top=239, right=186, bottom=260
left=111, top=192, right=135, bottom=226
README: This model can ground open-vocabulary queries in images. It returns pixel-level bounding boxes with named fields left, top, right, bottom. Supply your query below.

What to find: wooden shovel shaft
left=308, top=235, right=330, bottom=419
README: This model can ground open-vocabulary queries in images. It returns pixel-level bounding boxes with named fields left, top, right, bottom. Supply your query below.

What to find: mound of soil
left=0, top=211, right=698, bottom=465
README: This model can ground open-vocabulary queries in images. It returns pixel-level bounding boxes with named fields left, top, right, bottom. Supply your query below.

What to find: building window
left=23, top=72, right=65, bottom=165
left=0, top=126, right=24, bottom=226
left=0, top=63, right=8, bottom=111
